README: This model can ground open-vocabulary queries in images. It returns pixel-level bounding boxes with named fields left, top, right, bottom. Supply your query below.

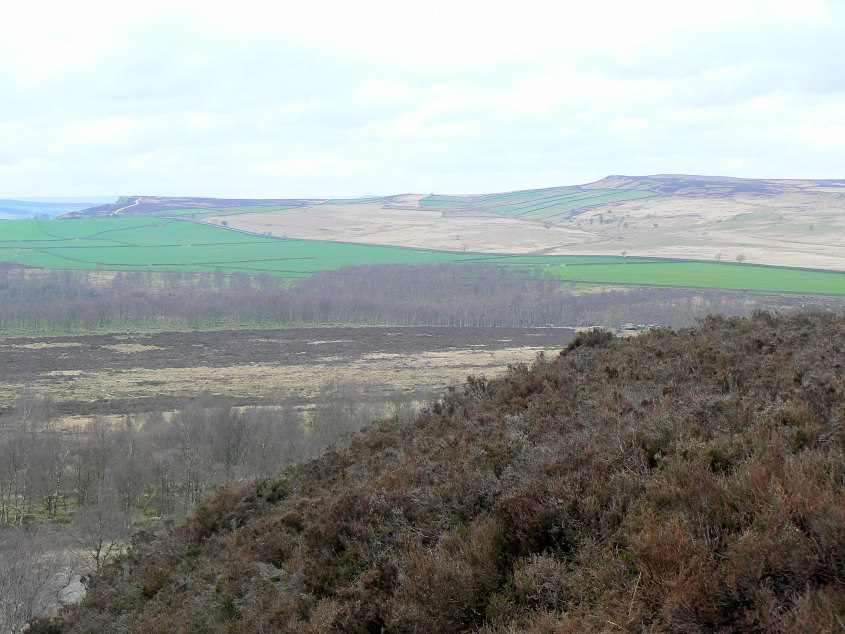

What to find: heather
left=38, top=312, right=845, bottom=632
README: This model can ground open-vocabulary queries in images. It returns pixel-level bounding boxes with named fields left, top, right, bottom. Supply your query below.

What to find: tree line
left=0, top=380, right=418, bottom=629
left=1, top=263, right=841, bottom=336
left=0, top=383, right=408, bottom=528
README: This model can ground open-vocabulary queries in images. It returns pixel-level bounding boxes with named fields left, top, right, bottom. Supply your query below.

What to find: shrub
left=43, top=312, right=845, bottom=632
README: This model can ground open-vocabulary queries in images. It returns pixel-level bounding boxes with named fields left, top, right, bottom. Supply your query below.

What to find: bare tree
left=308, top=380, right=384, bottom=455
left=244, top=397, right=306, bottom=474
left=71, top=486, right=132, bottom=575
left=70, top=416, right=111, bottom=507
left=110, top=415, right=151, bottom=512
left=0, top=422, right=29, bottom=525
left=0, top=524, right=73, bottom=632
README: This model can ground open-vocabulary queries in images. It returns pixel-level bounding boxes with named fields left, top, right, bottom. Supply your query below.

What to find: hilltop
left=586, top=173, right=845, bottom=196
left=36, top=311, right=845, bottom=632
left=61, top=175, right=845, bottom=271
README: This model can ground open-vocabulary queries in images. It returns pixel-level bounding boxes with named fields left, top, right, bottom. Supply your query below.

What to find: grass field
left=1, top=217, right=844, bottom=294
left=543, top=261, right=845, bottom=294
left=465, top=255, right=845, bottom=294
left=419, top=186, right=660, bottom=220
left=143, top=205, right=299, bottom=219
left=0, top=218, right=478, bottom=275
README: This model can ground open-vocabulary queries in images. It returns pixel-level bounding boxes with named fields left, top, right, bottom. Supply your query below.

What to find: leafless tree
left=0, top=524, right=73, bottom=632
left=308, top=380, right=384, bottom=455
left=244, top=397, right=307, bottom=475
left=71, top=485, right=132, bottom=575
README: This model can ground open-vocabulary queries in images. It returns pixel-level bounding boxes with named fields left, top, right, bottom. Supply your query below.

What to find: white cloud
left=609, top=117, right=650, bottom=131
left=1, top=1, right=844, bottom=196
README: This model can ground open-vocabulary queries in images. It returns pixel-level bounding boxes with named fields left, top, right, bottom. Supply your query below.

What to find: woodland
left=2, top=263, right=842, bottom=336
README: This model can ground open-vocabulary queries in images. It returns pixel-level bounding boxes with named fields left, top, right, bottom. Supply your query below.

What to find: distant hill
left=36, top=311, right=845, bottom=632
left=586, top=173, right=845, bottom=196
left=0, top=198, right=116, bottom=220
left=59, top=175, right=845, bottom=271
left=65, top=195, right=326, bottom=218
left=62, top=175, right=845, bottom=219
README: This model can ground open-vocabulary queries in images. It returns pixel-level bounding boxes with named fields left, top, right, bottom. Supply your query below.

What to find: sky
left=2, top=0, right=844, bottom=197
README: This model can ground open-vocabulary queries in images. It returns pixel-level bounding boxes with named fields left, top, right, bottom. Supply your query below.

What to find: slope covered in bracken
left=37, top=312, right=844, bottom=632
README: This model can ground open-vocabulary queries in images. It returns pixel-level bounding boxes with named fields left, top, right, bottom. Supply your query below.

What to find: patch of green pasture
left=0, top=217, right=480, bottom=274
left=143, top=205, right=300, bottom=219
left=36, top=218, right=158, bottom=240
left=543, top=260, right=845, bottom=294
left=520, top=190, right=659, bottom=219
left=485, top=188, right=592, bottom=205
left=418, top=187, right=661, bottom=220
left=0, top=249, right=87, bottom=270
left=490, top=190, right=658, bottom=219
left=33, top=241, right=469, bottom=274
left=483, top=192, right=591, bottom=215
left=2, top=217, right=843, bottom=295
left=419, top=195, right=469, bottom=207
left=0, top=219, right=64, bottom=242
left=476, top=186, right=581, bottom=203
left=0, top=218, right=273, bottom=247
left=0, top=218, right=274, bottom=269
left=322, top=197, right=387, bottom=205
left=421, top=188, right=583, bottom=211
left=0, top=218, right=175, bottom=244
left=463, top=254, right=653, bottom=266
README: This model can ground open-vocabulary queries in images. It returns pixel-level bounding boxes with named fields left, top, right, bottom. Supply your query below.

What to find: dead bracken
left=32, top=311, right=845, bottom=632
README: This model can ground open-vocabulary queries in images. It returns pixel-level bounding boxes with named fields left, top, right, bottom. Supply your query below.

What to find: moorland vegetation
left=34, top=311, right=845, bottom=632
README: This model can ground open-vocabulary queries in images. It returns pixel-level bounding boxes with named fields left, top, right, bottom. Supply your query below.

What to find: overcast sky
left=2, top=0, right=844, bottom=197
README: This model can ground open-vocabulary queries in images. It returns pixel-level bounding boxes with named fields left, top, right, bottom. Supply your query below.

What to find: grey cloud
left=584, top=15, right=845, bottom=100
left=2, top=6, right=844, bottom=197
left=39, top=29, right=363, bottom=120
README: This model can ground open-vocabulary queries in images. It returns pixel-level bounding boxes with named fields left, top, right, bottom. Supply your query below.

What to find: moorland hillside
left=36, top=311, right=844, bottom=632
left=61, top=175, right=845, bottom=270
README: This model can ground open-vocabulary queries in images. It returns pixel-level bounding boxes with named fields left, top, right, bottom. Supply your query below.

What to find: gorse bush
left=36, top=311, right=845, bottom=632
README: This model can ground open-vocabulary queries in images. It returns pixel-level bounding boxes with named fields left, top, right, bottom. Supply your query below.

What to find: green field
left=1, top=218, right=844, bottom=294
left=322, top=196, right=388, bottom=205
left=0, top=218, right=478, bottom=276
left=126, top=205, right=300, bottom=219
left=419, top=186, right=660, bottom=220
left=543, top=261, right=845, bottom=294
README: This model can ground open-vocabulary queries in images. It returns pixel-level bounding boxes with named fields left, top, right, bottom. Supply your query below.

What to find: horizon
left=7, top=172, right=845, bottom=202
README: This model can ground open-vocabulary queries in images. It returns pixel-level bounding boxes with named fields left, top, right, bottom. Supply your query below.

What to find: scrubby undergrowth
left=36, top=312, right=845, bottom=632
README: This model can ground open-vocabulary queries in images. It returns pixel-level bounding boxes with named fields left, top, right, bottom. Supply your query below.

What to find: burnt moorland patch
left=0, top=326, right=574, bottom=419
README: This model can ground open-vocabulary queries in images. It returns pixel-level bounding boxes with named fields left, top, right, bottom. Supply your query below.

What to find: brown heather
left=34, top=312, right=845, bottom=632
